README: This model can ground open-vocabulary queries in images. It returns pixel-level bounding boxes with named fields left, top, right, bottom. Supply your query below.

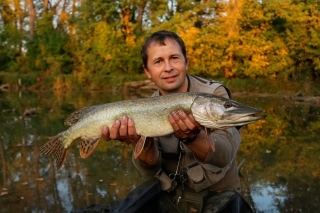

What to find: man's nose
left=164, top=60, right=173, bottom=71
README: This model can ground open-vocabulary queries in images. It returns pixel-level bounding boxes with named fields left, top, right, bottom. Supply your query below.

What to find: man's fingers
left=170, top=111, right=202, bottom=139
left=128, top=119, right=138, bottom=138
left=104, top=116, right=140, bottom=144
left=177, top=111, right=203, bottom=133
left=101, top=126, right=110, bottom=141
left=110, top=120, right=121, bottom=139
left=169, top=112, right=186, bottom=132
left=169, top=111, right=190, bottom=140
left=188, top=114, right=203, bottom=130
left=119, top=116, right=128, bottom=138
left=171, top=110, right=197, bottom=132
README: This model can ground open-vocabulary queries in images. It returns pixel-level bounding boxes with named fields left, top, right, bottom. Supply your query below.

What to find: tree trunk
left=136, top=1, right=147, bottom=35
left=27, top=0, right=36, bottom=40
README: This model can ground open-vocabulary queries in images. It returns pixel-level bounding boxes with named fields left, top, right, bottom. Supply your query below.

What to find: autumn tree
left=1, top=0, right=320, bottom=89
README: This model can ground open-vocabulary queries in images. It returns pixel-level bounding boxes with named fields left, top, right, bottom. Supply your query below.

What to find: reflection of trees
left=1, top=91, right=319, bottom=212
left=238, top=166, right=257, bottom=212
left=0, top=141, right=8, bottom=190
left=237, top=97, right=320, bottom=212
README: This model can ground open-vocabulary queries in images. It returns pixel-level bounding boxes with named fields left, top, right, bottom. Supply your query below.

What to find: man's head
left=141, top=30, right=187, bottom=69
left=141, top=30, right=189, bottom=95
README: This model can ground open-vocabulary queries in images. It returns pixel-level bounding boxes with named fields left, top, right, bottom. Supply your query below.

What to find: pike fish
left=40, top=92, right=266, bottom=170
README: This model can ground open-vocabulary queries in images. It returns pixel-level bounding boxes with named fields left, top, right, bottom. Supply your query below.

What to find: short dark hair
left=141, top=30, right=187, bottom=68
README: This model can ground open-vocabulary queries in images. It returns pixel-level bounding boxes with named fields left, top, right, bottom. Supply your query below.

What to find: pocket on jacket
left=186, top=165, right=212, bottom=192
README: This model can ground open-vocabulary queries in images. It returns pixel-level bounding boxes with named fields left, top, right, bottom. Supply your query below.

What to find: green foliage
left=0, top=72, right=38, bottom=88
left=0, top=24, right=24, bottom=72
left=25, top=12, right=71, bottom=74
left=1, top=0, right=320, bottom=89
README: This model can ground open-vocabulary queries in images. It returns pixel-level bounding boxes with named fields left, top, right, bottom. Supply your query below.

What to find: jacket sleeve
left=181, top=126, right=241, bottom=191
left=200, top=85, right=239, bottom=168
left=189, top=86, right=241, bottom=189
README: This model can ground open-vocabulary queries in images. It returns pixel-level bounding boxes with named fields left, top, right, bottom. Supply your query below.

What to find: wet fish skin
left=40, top=92, right=266, bottom=171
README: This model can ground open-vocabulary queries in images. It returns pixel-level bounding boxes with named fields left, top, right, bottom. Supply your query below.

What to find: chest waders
left=156, top=142, right=209, bottom=213
left=155, top=143, right=253, bottom=213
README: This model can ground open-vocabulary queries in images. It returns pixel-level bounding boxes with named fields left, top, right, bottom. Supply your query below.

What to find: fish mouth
left=237, top=112, right=266, bottom=123
left=221, top=111, right=267, bottom=126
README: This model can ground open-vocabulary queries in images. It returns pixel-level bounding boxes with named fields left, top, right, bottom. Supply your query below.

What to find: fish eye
left=223, top=101, right=233, bottom=108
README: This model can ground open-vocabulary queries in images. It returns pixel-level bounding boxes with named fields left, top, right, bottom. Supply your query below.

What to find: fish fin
left=205, top=127, right=215, bottom=152
left=40, top=135, right=68, bottom=171
left=79, top=137, right=100, bottom=158
left=133, top=136, right=147, bottom=159
left=64, top=106, right=96, bottom=126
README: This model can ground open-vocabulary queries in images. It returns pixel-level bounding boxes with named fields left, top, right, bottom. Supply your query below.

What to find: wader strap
left=155, top=143, right=185, bottom=192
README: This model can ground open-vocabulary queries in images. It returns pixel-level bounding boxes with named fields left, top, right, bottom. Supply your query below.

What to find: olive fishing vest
left=152, top=75, right=240, bottom=193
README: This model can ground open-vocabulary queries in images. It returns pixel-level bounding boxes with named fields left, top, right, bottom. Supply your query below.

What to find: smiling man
left=142, top=34, right=189, bottom=95
left=101, top=30, right=253, bottom=213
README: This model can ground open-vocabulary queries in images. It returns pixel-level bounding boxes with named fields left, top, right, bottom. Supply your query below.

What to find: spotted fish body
left=40, top=92, right=266, bottom=170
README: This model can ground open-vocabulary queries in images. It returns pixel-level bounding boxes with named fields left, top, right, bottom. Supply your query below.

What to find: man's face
left=143, top=39, right=189, bottom=95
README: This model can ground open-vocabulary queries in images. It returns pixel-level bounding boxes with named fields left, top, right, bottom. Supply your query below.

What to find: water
left=0, top=90, right=319, bottom=213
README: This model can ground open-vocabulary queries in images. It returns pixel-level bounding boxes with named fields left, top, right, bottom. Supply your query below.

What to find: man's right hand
left=101, top=115, right=141, bottom=145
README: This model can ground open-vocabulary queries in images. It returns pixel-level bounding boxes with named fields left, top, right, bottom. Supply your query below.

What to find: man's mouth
left=163, top=75, right=178, bottom=83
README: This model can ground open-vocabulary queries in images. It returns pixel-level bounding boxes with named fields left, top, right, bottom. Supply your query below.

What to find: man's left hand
left=169, top=110, right=203, bottom=139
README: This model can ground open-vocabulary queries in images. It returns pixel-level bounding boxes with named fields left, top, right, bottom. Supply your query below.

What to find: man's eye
left=171, top=56, right=181, bottom=62
left=154, top=60, right=162, bottom=66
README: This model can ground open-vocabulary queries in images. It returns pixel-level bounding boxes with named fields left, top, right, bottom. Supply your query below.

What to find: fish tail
left=40, top=135, right=68, bottom=171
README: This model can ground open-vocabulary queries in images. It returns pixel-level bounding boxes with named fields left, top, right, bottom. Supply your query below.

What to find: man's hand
left=101, top=115, right=141, bottom=144
left=169, top=110, right=203, bottom=139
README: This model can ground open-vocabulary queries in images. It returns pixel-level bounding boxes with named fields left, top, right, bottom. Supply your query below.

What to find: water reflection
left=0, top=90, right=319, bottom=213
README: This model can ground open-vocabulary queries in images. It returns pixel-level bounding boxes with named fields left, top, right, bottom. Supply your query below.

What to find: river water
left=0, top=89, right=319, bottom=213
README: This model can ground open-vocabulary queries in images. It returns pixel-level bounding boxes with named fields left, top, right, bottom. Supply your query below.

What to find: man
left=101, top=30, right=253, bottom=213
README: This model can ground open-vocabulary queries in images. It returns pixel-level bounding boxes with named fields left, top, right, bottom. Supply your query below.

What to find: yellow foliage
left=126, top=34, right=136, bottom=47
left=53, top=76, right=65, bottom=90
left=246, top=119, right=266, bottom=132
left=178, top=26, right=202, bottom=67
left=60, top=11, right=69, bottom=22
left=272, top=128, right=283, bottom=137
left=103, top=54, right=112, bottom=61
left=178, top=26, right=201, bottom=50
left=120, top=6, right=135, bottom=46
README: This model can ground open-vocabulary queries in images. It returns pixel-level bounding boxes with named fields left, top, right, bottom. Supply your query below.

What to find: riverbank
left=122, top=78, right=320, bottom=104
left=113, top=77, right=320, bottom=97
left=1, top=77, right=320, bottom=100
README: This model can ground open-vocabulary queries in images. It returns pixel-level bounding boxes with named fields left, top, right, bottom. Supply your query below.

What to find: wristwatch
left=180, top=134, right=198, bottom=145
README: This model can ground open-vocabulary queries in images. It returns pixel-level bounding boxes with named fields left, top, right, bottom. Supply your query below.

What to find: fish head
left=191, top=93, right=266, bottom=129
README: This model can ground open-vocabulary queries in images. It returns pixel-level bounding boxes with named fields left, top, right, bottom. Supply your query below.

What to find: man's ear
left=186, top=57, right=189, bottom=70
left=143, top=66, right=151, bottom=78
